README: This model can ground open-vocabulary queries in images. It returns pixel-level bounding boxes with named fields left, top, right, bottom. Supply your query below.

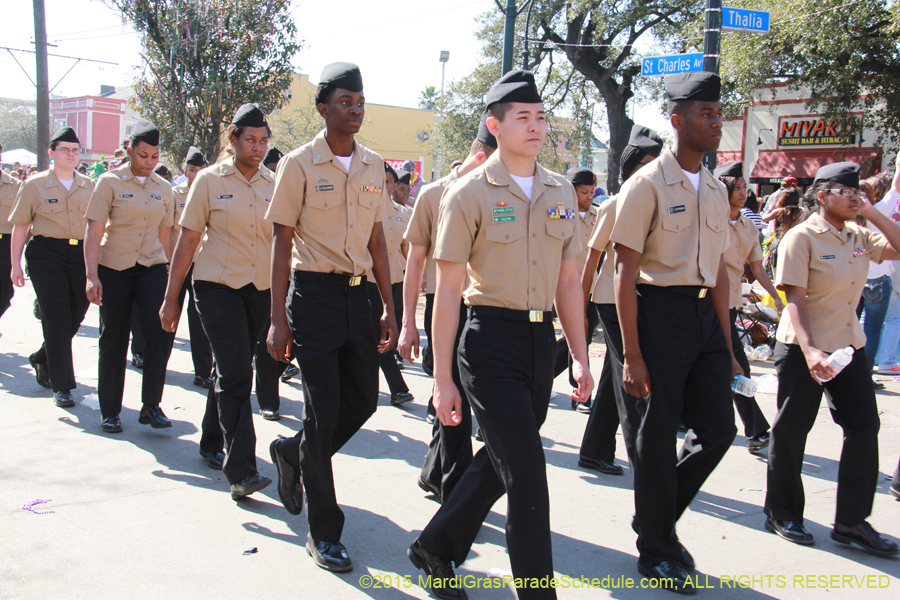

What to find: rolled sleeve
left=610, top=176, right=657, bottom=253
left=180, top=172, right=211, bottom=232
left=775, top=229, right=810, bottom=290
left=434, top=187, right=477, bottom=264
left=748, top=235, right=763, bottom=263
left=265, top=156, right=305, bottom=227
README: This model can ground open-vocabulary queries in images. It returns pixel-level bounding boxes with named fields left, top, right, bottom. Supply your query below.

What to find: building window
left=54, top=118, right=67, bottom=130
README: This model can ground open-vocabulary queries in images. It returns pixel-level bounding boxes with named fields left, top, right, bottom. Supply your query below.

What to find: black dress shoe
left=101, top=415, right=123, bottom=433
left=474, top=427, right=483, bottom=442
left=230, top=473, right=272, bottom=500
left=578, top=456, right=624, bottom=475
left=138, top=405, right=172, bottom=428
left=417, top=474, right=443, bottom=504
left=54, top=390, right=75, bottom=408
left=131, top=353, right=144, bottom=369
left=832, top=521, right=899, bottom=556
left=199, top=448, right=224, bottom=470
left=637, top=560, right=695, bottom=595
left=408, top=540, right=467, bottom=599
left=391, top=391, right=414, bottom=406
left=678, top=542, right=695, bottom=571
left=891, top=483, right=900, bottom=500
left=571, top=398, right=591, bottom=414
left=747, top=431, right=770, bottom=453
left=193, top=375, right=212, bottom=389
left=395, top=354, right=406, bottom=370
left=306, top=534, right=352, bottom=572
left=259, top=408, right=281, bottom=421
left=281, top=363, right=300, bottom=382
left=425, top=400, right=436, bottom=424
left=29, top=353, right=51, bottom=389
left=764, top=517, right=814, bottom=545
left=269, top=438, right=303, bottom=515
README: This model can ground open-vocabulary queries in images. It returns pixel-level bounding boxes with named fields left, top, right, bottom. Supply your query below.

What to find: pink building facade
left=50, top=95, right=125, bottom=164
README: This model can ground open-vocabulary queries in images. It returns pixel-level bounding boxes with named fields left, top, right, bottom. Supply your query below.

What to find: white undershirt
left=579, top=211, right=586, bottom=219
left=335, top=153, right=353, bottom=171
left=136, top=176, right=147, bottom=184
left=510, top=174, right=534, bottom=201
left=58, top=178, right=73, bottom=191
left=682, top=169, right=700, bottom=192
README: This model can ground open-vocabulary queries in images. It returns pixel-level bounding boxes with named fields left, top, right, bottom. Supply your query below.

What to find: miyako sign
left=778, top=115, right=861, bottom=147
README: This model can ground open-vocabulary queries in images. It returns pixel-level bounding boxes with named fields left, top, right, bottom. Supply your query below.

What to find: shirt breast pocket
left=305, top=191, right=342, bottom=234
left=38, top=201, right=64, bottom=215
left=484, top=224, right=526, bottom=273
left=703, top=213, right=728, bottom=255
left=660, top=212, right=692, bottom=257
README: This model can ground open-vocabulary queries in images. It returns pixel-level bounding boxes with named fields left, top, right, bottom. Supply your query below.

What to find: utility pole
left=702, top=0, right=722, bottom=171
left=501, top=0, right=516, bottom=75
left=34, top=0, right=50, bottom=171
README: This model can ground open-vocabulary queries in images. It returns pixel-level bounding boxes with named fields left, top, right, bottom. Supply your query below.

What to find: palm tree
left=419, top=86, right=438, bottom=110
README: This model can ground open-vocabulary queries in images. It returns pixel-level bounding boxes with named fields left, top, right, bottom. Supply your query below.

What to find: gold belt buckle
left=348, top=276, right=362, bottom=286
left=698, top=288, right=707, bottom=299
left=529, top=310, right=543, bottom=323
left=68, top=239, right=78, bottom=246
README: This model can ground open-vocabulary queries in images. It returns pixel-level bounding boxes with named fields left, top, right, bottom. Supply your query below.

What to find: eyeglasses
left=824, top=188, right=866, bottom=199
left=54, top=148, right=81, bottom=156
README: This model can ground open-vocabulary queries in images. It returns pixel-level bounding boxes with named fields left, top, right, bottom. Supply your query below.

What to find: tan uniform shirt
left=85, top=163, right=174, bottom=270
left=369, top=201, right=412, bottom=285
left=180, top=157, right=274, bottom=290
left=724, top=213, right=763, bottom=309
left=610, top=148, right=730, bottom=287
left=265, top=130, right=392, bottom=276
left=775, top=212, right=889, bottom=353
left=1, top=171, right=23, bottom=235
left=173, top=181, right=203, bottom=262
left=434, top=152, right=581, bottom=312
left=9, top=168, right=94, bottom=240
left=576, top=203, right=600, bottom=273
left=404, top=169, right=460, bottom=294
left=588, top=197, right=617, bottom=305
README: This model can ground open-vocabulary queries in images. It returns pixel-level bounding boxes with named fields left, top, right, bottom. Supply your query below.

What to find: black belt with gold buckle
left=468, top=305, right=553, bottom=323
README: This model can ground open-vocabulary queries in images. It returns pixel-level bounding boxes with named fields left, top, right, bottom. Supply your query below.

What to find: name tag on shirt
left=44, top=198, right=58, bottom=204
left=216, top=195, right=233, bottom=199
left=493, top=215, right=516, bottom=224
left=668, top=204, right=686, bottom=214
left=492, top=207, right=514, bottom=215
left=178, top=203, right=186, bottom=208
left=118, top=194, right=133, bottom=199
left=315, top=184, right=334, bottom=192
left=818, top=255, right=836, bottom=260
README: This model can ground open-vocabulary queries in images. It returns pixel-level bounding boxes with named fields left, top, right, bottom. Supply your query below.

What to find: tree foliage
left=0, top=100, right=38, bottom=154
left=419, top=86, right=439, bottom=110
left=105, top=0, right=301, bottom=165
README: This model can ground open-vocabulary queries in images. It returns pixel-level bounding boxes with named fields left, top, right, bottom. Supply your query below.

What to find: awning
left=749, top=149, right=881, bottom=185
left=715, top=151, right=742, bottom=166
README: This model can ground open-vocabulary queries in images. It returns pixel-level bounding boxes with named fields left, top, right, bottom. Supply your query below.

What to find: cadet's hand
left=623, top=356, right=651, bottom=398
left=804, top=346, right=836, bottom=383
left=570, top=357, right=594, bottom=404
left=267, top=319, right=292, bottom=363
left=377, top=311, right=398, bottom=354
left=774, top=299, right=785, bottom=316
left=159, top=299, right=181, bottom=332
left=11, top=264, right=25, bottom=288
left=397, top=324, right=419, bottom=363
left=434, top=377, right=462, bottom=426
left=86, top=276, right=103, bottom=306
left=731, top=355, right=744, bottom=378
left=420, top=279, right=427, bottom=294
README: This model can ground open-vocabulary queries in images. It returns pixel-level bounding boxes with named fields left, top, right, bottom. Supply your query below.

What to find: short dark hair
left=315, top=83, right=335, bottom=106
left=667, top=99, right=694, bottom=116
left=487, top=102, right=514, bottom=122
left=468, top=138, right=496, bottom=158
left=619, top=145, right=648, bottom=184
left=718, top=175, right=739, bottom=198
left=50, top=139, right=79, bottom=152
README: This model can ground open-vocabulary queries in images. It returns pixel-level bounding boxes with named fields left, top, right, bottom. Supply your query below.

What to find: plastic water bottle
left=732, top=374, right=758, bottom=397
left=813, top=347, right=854, bottom=383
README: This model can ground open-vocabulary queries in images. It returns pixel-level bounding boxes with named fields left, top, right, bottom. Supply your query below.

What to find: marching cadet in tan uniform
left=715, top=160, right=780, bottom=453
left=265, top=62, right=398, bottom=573
left=367, top=163, right=413, bottom=406
left=766, top=161, right=900, bottom=555
left=161, top=104, right=274, bottom=499
left=9, top=127, right=93, bottom=405
left=611, top=73, right=739, bottom=592
left=0, top=143, right=22, bottom=320
left=578, top=124, right=663, bottom=477
left=554, top=166, right=599, bottom=412
left=408, top=70, right=593, bottom=600
left=84, top=119, right=176, bottom=433
left=400, top=115, right=496, bottom=504
left=170, top=145, right=213, bottom=389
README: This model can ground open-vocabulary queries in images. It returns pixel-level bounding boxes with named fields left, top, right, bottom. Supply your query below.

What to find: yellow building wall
left=285, top=73, right=434, bottom=177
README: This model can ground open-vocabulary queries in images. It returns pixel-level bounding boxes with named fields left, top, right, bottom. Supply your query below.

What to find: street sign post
left=640, top=53, right=703, bottom=77
left=722, top=7, right=770, bottom=33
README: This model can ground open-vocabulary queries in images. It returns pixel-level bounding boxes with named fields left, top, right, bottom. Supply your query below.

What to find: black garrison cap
left=485, top=69, right=542, bottom=108
left=664, top=72, right=721, bottom=102
left=814, top=162, right=860, bottom=188
left=153, top=163, right=171, bottom=178
left=396, top=170, right=411, bottom=185
left=566, top=167, right=595, bottom=187
left=714, top=161, right=743, bottom=179
left=263, top=147, right=283, bottom=165
left=184, top=146, right=207, bottom=167
left=384, top=161, right=398, bottom=180
left=628, top=125, right=663, bottom=157
left=231, top=103, right=267, bottom=127
left=50, top=126, right=79, bottom=145
left=319, top=62, right=363, bottom=92
left=476, top=113, right=498, bottom=149
left=131, top=119, right=160, bottom=146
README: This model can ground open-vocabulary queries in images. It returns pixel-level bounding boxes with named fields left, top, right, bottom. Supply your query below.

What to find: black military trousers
left=254, top=315, right=287, bottom=412
left=194, top=281, right=269, bottom=485
left=366, top=281, right=408, bottom=395
left=130, top=303, right=144, bottom=356
left=554, top=302, right=600, bottom=387
left=97, top=263, right=174, bottom=417
left=420, top=301, right=472, bottom=500
left=25, top=236, right=90, bottom=392
left=729, top=308, right=770, bottom=438
left=579, top=303, right=621, bottom=464
left=628, top=285, right=736, bottom=566
left=280, top=276, right=379, bottom=543
left=0, top=234, right=14, bottom=318
left=766, top=342, right=880, bottom=526
left=175, top=265, right=212, bottom=379
left=418, top=313, right=557, bottom=600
